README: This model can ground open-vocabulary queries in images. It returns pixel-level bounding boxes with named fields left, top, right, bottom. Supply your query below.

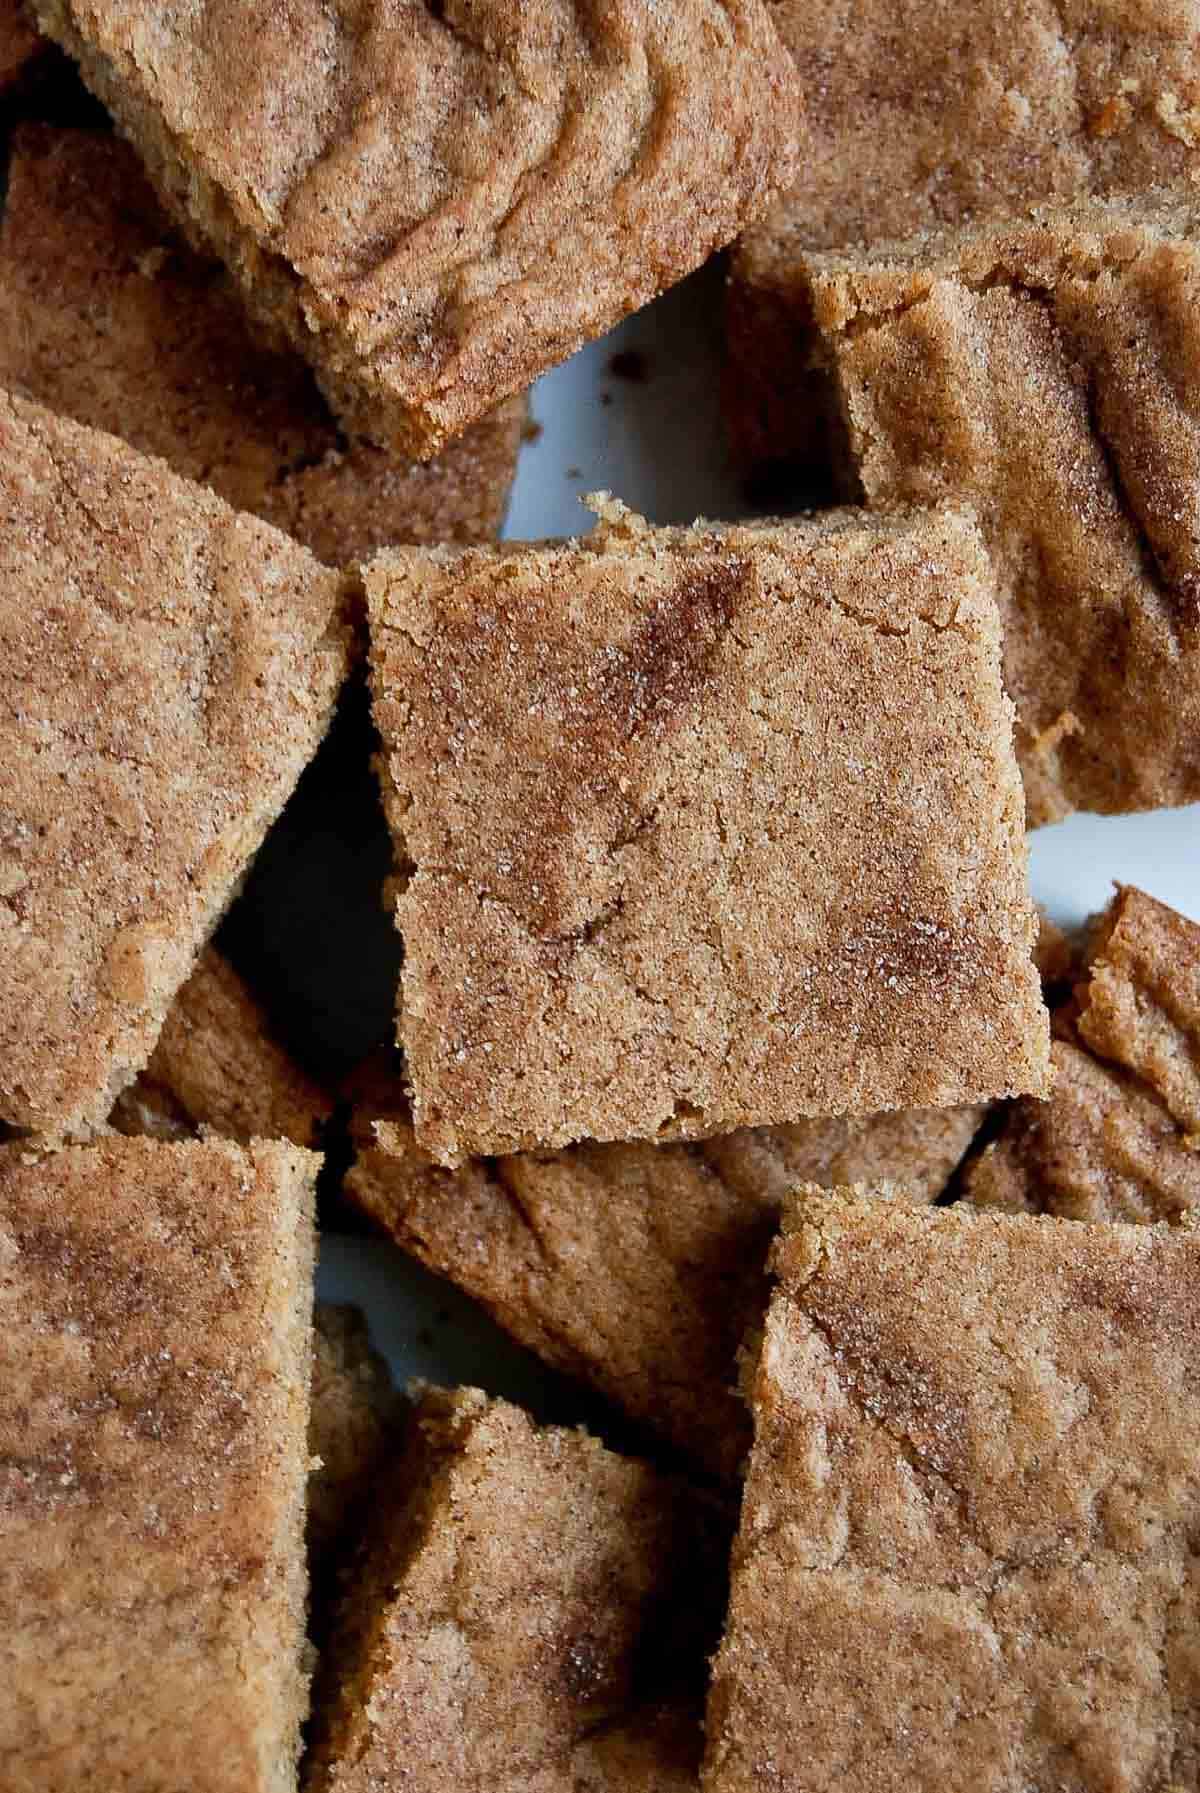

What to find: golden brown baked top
left=110, top=945, right=333, bottom=1149
left=740, top=0, right=1200, bottom=268
left=0, top=390, right=351, bottom=1136
left=307, top=1386, right=723, bottom=1793
left=367, top=500, right=1047, bottom=1162
left=308, top=1303, right=398, bottom=1567
left=969, top=886, right=1200, bottom=1222
left=35, top=0, right=797, bottom=455
left=347, top=1086, right=982, bottom=1478
left=789, top=192, right=1200, bottom=823
left=0, top=1134, right=317, bottom=1793
left=0, top=125, right=523, bottom=564
left=705, top=1188, right=1200, bottom=1793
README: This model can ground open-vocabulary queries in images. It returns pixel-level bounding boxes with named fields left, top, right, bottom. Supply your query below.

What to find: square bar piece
left=367, top=499, right=1048, bottom=1162
left=347, top=1071, right=983, bottom=1478
left=36, top=0, right=798, bottom=458
left=110, top=945, right=333, bottom=1148
left=705, top=1188, right=1200, bottom=1793
left=0, top=125, right=523, bottom=566
left=726, top=1, right=1200, bottom=485
left=0, top=390, right=351, bottom=1136
left=306, top=1387, right=725, bottom=1793
left=968, top=886, right=1200, bottom=1224
left=765, top=195, right=1200, bottom=820
left=793, top=192, right=1200, bottom=823
left=0, top=1134, right=317, bottom=1793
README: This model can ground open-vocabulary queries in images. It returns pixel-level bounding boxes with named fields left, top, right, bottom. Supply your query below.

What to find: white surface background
left=318, top=261, right=1200, bottom=1405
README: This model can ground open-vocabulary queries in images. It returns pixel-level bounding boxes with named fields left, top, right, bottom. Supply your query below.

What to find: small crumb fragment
left=607, top=349, right=651, bottom=384
left=1032, top=709, right=1082, bottom=757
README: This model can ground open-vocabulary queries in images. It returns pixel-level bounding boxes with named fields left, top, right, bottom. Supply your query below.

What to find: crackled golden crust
left=753, top=194, right=1200, bottom=823
left=308, top=1304, right=399, bottom=1568
left=36, top=0, right=798, bottom=458
left=728, top=0, right=1200, bottom=478
left=0, top=126, right=523, bottom=564
left=306, top=1387, right=722, bottom=1793
left=968, top=886, right=1200, bottom=1222
left=704, top=1189, right=1200, bottom=1793
left=346, top=1083, right=982, bottom=1477
left=110, top=946, right=332, bottom=1149
left=0, top=391, right=352, bottom=1137
left=366, top=501, right=1047, bottom=1162
left=0, top=1135, right=317, bottom=1793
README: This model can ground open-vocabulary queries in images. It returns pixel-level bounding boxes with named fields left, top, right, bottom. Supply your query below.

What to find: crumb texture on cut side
left=797, top=194, right=1200, bottom=823
left=367, top=503, right=1046, bottom=1162
left=34, top=0, right=797, bottom=454
left=0, top=389, right=351, bottom=1136
left=346, top=1075, right=983, bottom=1478
left=0, top=1135, right=318, bottom=1793
left=110, top=945, right=333, bottom=1148
left=0, top=125, right=523, bottom=563
left=306, top=1387, right=725, bottom=1793
left=307, top=1303, right=399, bottom=1566
left=969, top=886, right=1200, bottom=1222
left=704, top=1188, right=1200, bottom=1793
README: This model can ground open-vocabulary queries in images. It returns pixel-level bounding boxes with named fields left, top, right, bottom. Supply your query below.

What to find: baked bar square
left=110, top=946, right=333, bottom=1148
left=968, top=885, right=1200, bottom=1223
left=347, top=1080, right=983, bottom=1477
left=36, top=0, right=798, bottom=458
left=705, top=1188, right=1200, bottom=1793
left=0, top=389, right=351, bottom=1135
left=0, top=1134, right=317, bottom=1793
left=306, top=1387, right=724, bottom=1793
left=0, top=125, right=523, bottom=566
left=366, top=500, right=1048, bottom=1161
left=792, top=192, right=1200, bottom=823
left=726, top=2, right=1200, bottom=486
